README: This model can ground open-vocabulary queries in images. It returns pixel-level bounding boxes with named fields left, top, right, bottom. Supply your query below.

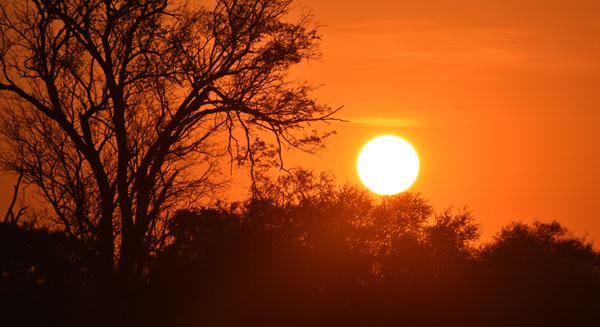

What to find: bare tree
left=0, top=0, right=338, bottom=310
left=2, top=166, right=28, bottom=225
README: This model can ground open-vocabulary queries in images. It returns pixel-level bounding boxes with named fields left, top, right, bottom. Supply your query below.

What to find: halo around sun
left=357, top=135, right=420, bottom=195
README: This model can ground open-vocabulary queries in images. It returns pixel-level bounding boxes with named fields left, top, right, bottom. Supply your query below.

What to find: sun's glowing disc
left=357, top=135, right=420, bottom=195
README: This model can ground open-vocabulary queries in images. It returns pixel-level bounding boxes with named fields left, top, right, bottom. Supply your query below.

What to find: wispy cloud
left=347, top=116, right=427, bottom=128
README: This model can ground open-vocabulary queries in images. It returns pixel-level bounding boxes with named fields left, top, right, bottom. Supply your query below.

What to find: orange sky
left=282, top=0, right=600, bottom=241
left=1, top=0, right=599, bottom=242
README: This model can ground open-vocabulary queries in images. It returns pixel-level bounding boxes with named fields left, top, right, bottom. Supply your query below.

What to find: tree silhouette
left=151, top=173, right=373, bottom=325
left=2, top=166, right=591, bottom=325
left=147, top=171, right=492, bottom=325
left=148, top=170, right=600, bottom=325
left=2, top=167, right=27, bottom=225
left=427, top=207, right=479, bottom=265
left=480, top=221, right=600, bottom=324
left=0, top=0, right=337, bottom=314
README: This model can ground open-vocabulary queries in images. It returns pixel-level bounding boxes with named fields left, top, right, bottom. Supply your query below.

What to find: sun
left=357, top=135, right=420, bottom=195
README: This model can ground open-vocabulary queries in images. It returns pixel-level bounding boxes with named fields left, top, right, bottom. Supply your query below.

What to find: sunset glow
left=1, top=0, right=600, bottom=324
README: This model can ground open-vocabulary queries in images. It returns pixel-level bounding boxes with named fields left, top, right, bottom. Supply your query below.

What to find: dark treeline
left=2, top=170, right=600, bottom=326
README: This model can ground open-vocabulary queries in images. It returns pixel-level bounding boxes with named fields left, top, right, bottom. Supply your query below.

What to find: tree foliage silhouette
left=146, top=170, right=600, bottom=326
left=2, top=169, right=600, bottom=325
left=149, top=170, right=478, bottom=325
left=0, top=0, right=337, bottom=311
left=479, top=221, right=600, bottom=323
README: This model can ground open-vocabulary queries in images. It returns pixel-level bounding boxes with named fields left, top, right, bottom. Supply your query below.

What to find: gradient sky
left=283, top=0, right=600, bottom=241
left=1, top=0, right=599, bottom=242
